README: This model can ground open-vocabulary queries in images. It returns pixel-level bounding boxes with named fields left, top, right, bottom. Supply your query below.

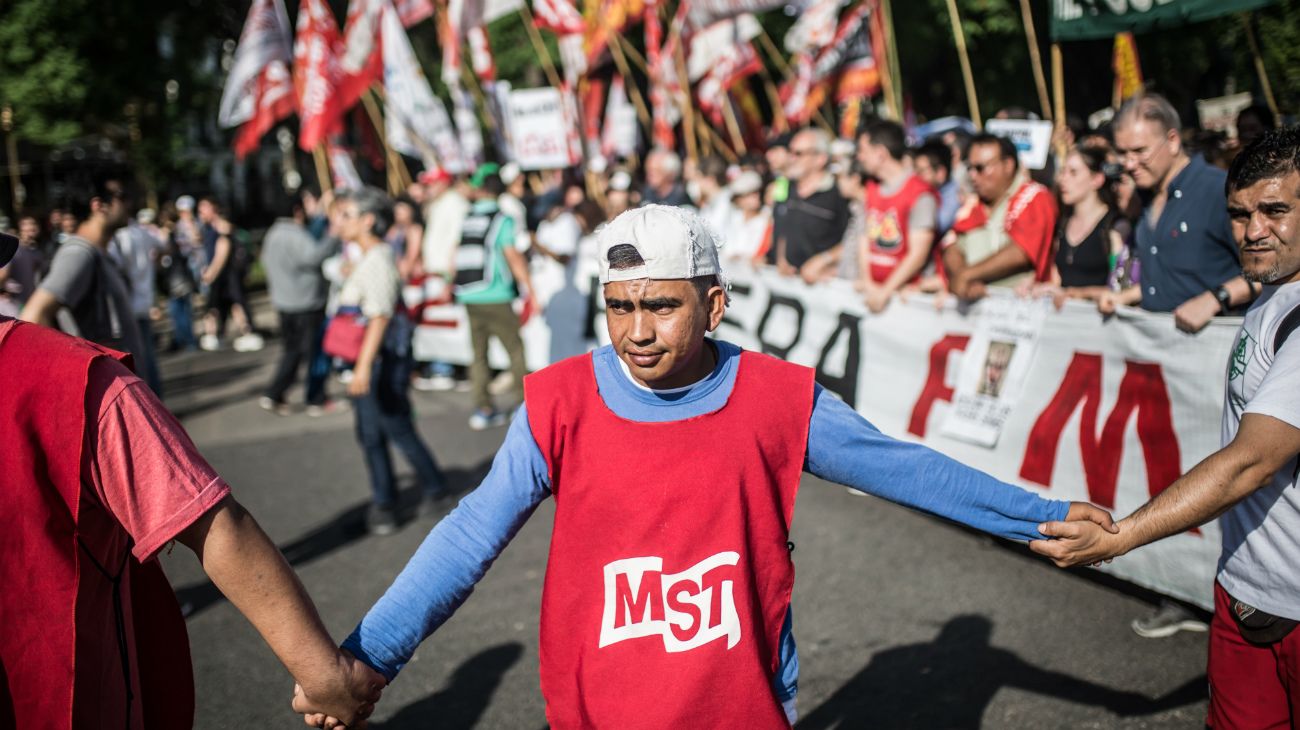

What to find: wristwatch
left=1213, top=285, right=1232, bottom=314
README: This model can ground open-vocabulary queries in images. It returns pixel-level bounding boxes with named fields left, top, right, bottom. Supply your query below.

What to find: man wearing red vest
left=0, top=234, right=382, bottom=728
left=855, top=119, right=940, bottom=313
left=306, top=207, right=1114, bottom=729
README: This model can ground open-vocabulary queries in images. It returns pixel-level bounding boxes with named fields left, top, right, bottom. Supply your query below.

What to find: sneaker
left=413, top=374, right=457, bottom=392
left=1131, top=600, right=1209, bottom=638
left=305, top=399, right=349, bottom=417
left=232, top=332, right=265, bottom=352
left=199, top=334, right=221, bottom=352
left=468, top=409, right=508, bottom=431
left=257, top=396, right=290, bottom=416
left=337, top=369, right=354, bottom=384
left=365, top=505, right=399, bottom=536
left=845, top=486, right=867, bottom=497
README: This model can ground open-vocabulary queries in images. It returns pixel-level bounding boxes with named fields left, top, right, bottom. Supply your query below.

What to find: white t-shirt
left=1217, top=279, right=1300, bottom=620
left=723, top=209, right=771, bottom=262
left=531, top=212, right=582, bottom=306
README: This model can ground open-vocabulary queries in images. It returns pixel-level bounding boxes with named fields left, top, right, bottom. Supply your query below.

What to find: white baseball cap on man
left=597, top=205, right=727, bottom=293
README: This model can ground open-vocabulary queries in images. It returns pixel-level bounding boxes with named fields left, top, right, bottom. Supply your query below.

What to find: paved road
left=160, top=337, right=1210, bottom=729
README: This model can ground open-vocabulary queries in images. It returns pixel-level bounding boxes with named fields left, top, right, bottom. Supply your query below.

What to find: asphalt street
left=159, top=333, right=1211, bottom=729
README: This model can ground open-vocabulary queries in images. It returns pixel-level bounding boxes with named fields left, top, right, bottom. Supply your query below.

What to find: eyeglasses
left=790, top=148, right=817, bottom=157
left=968, top=160, right=1002, bottom=175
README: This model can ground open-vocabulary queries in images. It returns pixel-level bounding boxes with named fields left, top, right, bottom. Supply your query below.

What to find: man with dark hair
left=260, top=194, right=340, bottom=416
left=1099, top=93, right=1254, bottom=333
left=0, top=215, right=45, bottom=317
left=855, top=120, right=938, bottom=312
left=0, top=231, right=387, bottom=728
left=914, top=141, right=960, bottom=235
left=299, top=204, right=1117, bottom=729
left=941, top=133, right=1057, bottom=300
left=455, top=163, right=536, bottom=429
left=20, top=178, right=145, bottom=366
left=1035, top=126, right=1300, bottom=729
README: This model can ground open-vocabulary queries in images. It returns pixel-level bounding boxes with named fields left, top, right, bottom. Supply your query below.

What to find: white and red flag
left=780, top=1, right=876, bottom=124
left=686, top=0, right=789, bottom=29
left=219, top=0, right=296, bottom=158
left=337, top=0, right=386, bottom=107
left=532, top=0, right=585, bottom=35
left=393, top=0, right=434, bottom=26
left=293, top=0, right=348, bottom=150
left=381, top=0, right=467, bottom=171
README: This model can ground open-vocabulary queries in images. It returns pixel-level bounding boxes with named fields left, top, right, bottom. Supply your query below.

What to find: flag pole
left=881, top=0, right=903, bottom=120
left=721, top=95, right=748, bottom=155
left=671, top=33, right=700, bottom=164
left=1052, top=43, right=1067, bottom=158
left=1018, top=0, right=1052, bottom=121
left=518, top=5, right=566, bottom=90
left=1242, top=13, right=1281, bottom=126
left=312, top=144, right=333, bottom=194
left=944, top=0, right=981, bottom=128
left=360, top=88, right=406, bottom=195
left=755, top=27, right=835, bottom=134
left=608, top=33, right=654, bottom=131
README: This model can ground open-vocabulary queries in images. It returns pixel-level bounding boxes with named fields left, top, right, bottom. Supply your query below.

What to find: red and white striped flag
left=219, top=0, right=296, bottom=158
left=337, top=0, right=386, bottom=108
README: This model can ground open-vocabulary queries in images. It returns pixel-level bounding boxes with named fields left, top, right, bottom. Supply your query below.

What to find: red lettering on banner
left=614, top=571, right=664, bottom=628
left=908, top=335, right=971, bottom=438
left=1018, top=353, right=1182, bottom=509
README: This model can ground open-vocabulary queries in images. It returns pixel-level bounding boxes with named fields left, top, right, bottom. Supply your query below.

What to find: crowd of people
left=5, top=89, right=1300, bottom=728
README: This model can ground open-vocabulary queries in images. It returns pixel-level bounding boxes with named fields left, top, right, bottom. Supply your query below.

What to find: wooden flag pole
left=881, top=0, right=903, bottom=120
left=721, top=95, right=748, bottom=155
left=1242, top=14, right=1281, bottom=125
left=757, top=64, right=790, bottom=132
left=312, top=144, right=333, bottom=194
left=1018, top=0, right=1052, bottom=121
left=944, top=0, right=982, bottom=128
left=518, top=5, right=566, bottom=91
left=755, top=27, right=835, bottom=134
left=608, top=33, right=654, bottom=130
left=360, top=88, right=405, bottom=195
left=459, top=58, right=499, bottom=133
left=1052, top=43, right=1067, bottom=158
left=671, top=34, right=700, bottom=164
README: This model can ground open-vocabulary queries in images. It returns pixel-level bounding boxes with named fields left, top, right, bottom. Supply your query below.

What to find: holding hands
left=292, top=650, right=387, bottom=729
left=1031, top=507, right=1130, bottom=568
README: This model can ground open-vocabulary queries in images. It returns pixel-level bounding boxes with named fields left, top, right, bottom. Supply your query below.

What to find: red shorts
left=1207, top=581, right=1300, bottom=729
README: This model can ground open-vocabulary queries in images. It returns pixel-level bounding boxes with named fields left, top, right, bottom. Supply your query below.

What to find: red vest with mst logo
left=865, top=175, right=936, bottom=284
left=525, top=348, right=814, bottom=729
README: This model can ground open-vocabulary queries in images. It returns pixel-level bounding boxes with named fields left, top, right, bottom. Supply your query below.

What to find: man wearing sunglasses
left=941, top=133, right=1058, bottom=300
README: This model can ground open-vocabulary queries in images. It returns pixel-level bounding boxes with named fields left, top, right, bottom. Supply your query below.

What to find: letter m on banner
left=1019, top=353, right=1182, bottom=509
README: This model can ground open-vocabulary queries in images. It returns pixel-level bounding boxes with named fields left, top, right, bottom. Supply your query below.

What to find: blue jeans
left=135, top=317, right=163, bottom=396
left=352, top=348, right=445, bottom=508
left=168, top=296, right=196, bottom=350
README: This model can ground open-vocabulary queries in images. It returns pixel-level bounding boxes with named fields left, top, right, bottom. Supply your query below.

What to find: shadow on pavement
left=796, top=615, right=1206, bottom=729
left=176, top=457, right=494, bottom=619
left=377, top=643, right=524, bottom=729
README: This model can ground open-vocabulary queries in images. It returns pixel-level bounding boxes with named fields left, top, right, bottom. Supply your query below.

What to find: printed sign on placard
left=507, top=87, right=574, bottom=170
left=986, top=119, right=1055, bottom=171
left=940, top=296, right=1049, bottom=448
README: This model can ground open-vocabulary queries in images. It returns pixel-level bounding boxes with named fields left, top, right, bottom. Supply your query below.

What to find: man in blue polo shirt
left=1099, top=94, right=1258, bottom=332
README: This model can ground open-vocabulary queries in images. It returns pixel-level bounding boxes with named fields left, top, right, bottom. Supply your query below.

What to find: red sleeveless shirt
left=0, top=321, right=192, bottom=729
left=865, top=175, right=937, bottom=284
left=525, top=348, right=814, bottom=729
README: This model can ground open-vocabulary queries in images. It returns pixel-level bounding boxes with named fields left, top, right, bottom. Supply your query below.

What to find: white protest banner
left=1197, top=92, right=1253, bottom=138
left=381, top=3, right=467, bottom=172
left=986, top=119, right=1055, bottom=171
left=941, top=296, right=1049, bottom=448
left=411, top=267, right=1234, bottom=610
left=506, top=87, right=575, bottom=170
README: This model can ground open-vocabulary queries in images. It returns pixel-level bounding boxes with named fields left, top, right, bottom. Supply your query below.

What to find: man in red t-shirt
left=941, top=134, right=1058, bottom=301
left=0, top=233, right=382, bottom=730
left=855, top=119, right=939, bottom=313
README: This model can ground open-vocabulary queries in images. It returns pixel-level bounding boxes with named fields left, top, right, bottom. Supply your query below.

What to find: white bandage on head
left=597, top=205, right=726, bottom=288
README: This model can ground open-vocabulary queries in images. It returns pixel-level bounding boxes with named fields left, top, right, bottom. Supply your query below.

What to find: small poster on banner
left=940, top=296, right=1049, bottom=448
left=985, top=119, right=1054, bottom=171
left=507, top=87, right=574, bottom=170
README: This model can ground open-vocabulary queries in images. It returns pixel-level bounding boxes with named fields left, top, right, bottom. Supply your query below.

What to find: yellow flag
left=1112, top=32, right=1143, bottom=102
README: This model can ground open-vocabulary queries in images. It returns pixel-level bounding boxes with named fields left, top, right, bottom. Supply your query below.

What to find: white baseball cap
left=500, top=162, right=522, bottom=186
left=729, top=170, right=764, bottom=196
left=597, top=205, right=725, bottom=287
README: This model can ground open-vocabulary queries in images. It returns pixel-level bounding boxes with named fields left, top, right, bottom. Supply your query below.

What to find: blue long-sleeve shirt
left=342, top=341, right=1069, bottom=701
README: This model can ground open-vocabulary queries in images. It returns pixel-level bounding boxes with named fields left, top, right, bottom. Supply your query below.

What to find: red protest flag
left=219, top=0, right=296, bottom=158
left=293, top=0, right=348, bottom=151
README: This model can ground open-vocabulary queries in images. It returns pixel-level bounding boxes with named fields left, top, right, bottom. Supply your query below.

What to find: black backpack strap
left=1274, top=304, right=1300, bottom=356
